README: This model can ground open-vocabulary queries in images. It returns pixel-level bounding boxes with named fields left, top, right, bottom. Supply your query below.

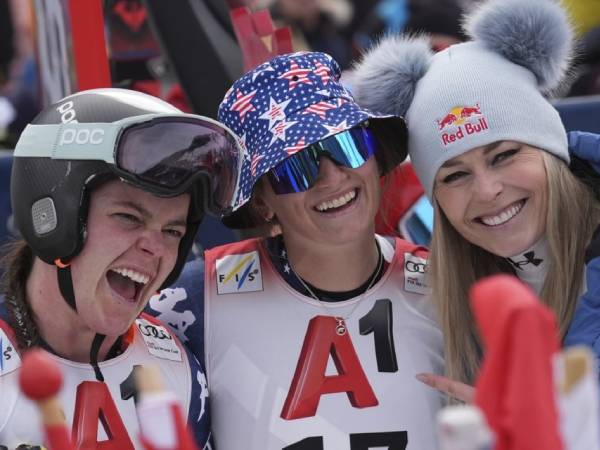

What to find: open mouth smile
left=314, top=188, right=358, bottom=213
left=106, top=267, right=151, bottom=304
left=477, top=199, right=526, bottom=227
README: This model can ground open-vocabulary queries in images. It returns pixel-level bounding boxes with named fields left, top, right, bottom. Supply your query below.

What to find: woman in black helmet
left=0, top=87, right=241, bottom=449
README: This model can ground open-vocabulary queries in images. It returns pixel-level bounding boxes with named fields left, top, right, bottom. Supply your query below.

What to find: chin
left=94, top=317, right=135, bottom=338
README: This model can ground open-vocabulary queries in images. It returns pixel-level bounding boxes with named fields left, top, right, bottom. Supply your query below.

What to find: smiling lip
left=314, top=188, right=358, bottom=213
left=477, top=199, right=526, bottom=227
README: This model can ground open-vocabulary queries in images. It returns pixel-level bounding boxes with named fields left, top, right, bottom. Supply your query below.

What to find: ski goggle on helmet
left=14, top=113, right=243, bottom=215
left=268, top=123, right=379, bottom=195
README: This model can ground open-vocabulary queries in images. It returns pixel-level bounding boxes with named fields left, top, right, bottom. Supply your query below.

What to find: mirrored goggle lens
left=268, top=127, right=377, bottom=195
left=117, top=118, right=240, bottom=212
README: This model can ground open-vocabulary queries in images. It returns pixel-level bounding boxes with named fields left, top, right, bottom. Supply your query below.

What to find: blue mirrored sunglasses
left=267, top=126, right=378, bottom=195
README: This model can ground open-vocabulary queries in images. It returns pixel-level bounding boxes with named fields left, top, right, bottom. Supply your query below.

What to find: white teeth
left=316, top=190, right=356, bottom=212
left=480, top=201, right=524, bottom=226
left=113, top=267, right=150, bottom=285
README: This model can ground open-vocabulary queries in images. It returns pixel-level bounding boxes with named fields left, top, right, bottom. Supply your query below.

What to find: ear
left=250, top=183, right=275, bottom=223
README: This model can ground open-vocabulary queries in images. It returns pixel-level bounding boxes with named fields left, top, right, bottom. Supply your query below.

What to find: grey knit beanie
left=352, top=0, right=574, bottom=199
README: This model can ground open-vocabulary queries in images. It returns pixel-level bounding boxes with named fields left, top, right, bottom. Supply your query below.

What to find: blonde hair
left=430, top=152, right=600, bottom=384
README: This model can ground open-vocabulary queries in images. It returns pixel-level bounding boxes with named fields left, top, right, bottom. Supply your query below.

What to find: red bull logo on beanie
left=436, top=104, right=489, bottom=147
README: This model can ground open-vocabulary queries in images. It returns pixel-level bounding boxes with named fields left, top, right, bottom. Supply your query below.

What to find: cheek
left=517, top=166, right=548, bottom=213
left=164, top=245, right=181, bottom=272
left=534, top=172, right=549, bottom=203
left=370, top=172, right=382, bottom=197
left=269, top=192, right=307, bottom=220
left=436, top=191, right=465, bottom=225
left=359, top=160, right=382, bottom=200
left=531, top=177, right=549, bottom=230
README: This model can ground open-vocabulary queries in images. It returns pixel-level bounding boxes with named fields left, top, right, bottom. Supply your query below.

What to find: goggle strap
left=14, top=123, right=120, bottom=163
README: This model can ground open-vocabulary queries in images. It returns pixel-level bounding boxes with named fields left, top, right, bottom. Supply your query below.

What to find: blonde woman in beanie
left=151, top=51, right=445, bottom=448
left=352, top=0, right=600, bottom=395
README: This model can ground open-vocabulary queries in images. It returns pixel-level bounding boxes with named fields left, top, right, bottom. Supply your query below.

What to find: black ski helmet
left=11, top=88, right=215, bottom=289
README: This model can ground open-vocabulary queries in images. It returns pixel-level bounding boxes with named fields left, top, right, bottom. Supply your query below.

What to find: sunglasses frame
left=267, top=125, right=378, bottom=195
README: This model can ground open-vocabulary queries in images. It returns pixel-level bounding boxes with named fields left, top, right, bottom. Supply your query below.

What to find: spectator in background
left=402, top=0, right=465, bottom=52
left=349, top=0, right=465, bottom=61
left=568, top=26, right=600, bottom=96
left=0, top=0, right=37, bottom=147
left=0, top=0, right=15, bottom=85
left=558, top=0, right=600, bottom=96
left=269, top=0, right=355, bottom=68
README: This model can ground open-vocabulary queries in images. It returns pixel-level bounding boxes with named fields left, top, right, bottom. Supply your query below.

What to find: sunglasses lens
left=268, top=127, right=377, bottom=194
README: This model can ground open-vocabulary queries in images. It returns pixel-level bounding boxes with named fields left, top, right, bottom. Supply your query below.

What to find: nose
left=473, top=170, right=503, bottom=202
left=314, top=156, right=346, bottom=188
left=136, top=228, right=168, bottom=257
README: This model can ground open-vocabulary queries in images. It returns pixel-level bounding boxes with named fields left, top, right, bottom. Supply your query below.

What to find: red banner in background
left=67, top=0, right=111, bottom=90
left=33, top=0, right=111, bottom=106
left=230, top=7, right=293, bottom=72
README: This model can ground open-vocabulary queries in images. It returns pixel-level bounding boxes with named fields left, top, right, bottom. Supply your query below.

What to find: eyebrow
left=440, top=141, right=504, bottom=168
left=113, top=200, right=188, bottom=228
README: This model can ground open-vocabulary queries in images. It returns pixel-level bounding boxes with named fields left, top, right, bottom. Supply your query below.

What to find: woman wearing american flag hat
left=149, top=51, right=445, bottom=449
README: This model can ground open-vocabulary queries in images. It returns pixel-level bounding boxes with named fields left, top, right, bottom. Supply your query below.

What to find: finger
left=416, top=373, right=475, bottom=403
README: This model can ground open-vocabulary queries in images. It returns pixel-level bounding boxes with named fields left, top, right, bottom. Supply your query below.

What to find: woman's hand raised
left=416, top=372, right=475, bottom=403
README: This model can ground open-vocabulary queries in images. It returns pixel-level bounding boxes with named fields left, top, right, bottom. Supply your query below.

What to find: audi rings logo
left=138, top=323, right=172, bottom=340
left=404, top=252, right=430, bottom=295
left=405, top=260, right=427, bottom=274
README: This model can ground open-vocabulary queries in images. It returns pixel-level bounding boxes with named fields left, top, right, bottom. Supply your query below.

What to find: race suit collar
left=506, top=237, right=549, bottom=296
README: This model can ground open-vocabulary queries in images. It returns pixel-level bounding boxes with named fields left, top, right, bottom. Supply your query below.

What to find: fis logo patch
left=0, top=328, right=20, bottom=376
left=216, top=251, right=263, bottom=294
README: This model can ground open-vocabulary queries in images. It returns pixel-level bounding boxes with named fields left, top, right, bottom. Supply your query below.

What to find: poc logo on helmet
left=58, top=128, right=105, bottom=146
left=56, top=100, right=78, bottom=124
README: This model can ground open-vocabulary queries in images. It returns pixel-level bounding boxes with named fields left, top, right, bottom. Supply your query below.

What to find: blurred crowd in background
left=0, top=0, right=599, bottom=148
left=0, top=0, right=599, bottom=256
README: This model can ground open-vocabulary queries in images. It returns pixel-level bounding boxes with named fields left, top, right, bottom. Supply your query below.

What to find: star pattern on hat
left=279, top=62, right=313, bottom=89
left=341, top=90, right=354, bottom=102
left=324, top=119, right=350, bottom=137
left=250, top=153, right=264, bottom=177
left=302, top=101, right=337, bottom=119
left=223, top=85, right=235, bottom=103
left=217, top=51, right=397, bottom=211
left=313, top=60, right=331, bottom=85
left=252, top=63, right=276, bottom=82
left=269, top=119, right=297, bottom=146
left=230, top=89, right=257, bottom=121
left=259, top=97, right=292, bottom=129
left=285, top=137, right=306, bottom=156
left=238, top=133, right=250, bottom=161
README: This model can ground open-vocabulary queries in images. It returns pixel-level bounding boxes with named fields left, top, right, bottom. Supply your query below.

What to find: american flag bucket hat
left=218, top=51, right=407, bottom=226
